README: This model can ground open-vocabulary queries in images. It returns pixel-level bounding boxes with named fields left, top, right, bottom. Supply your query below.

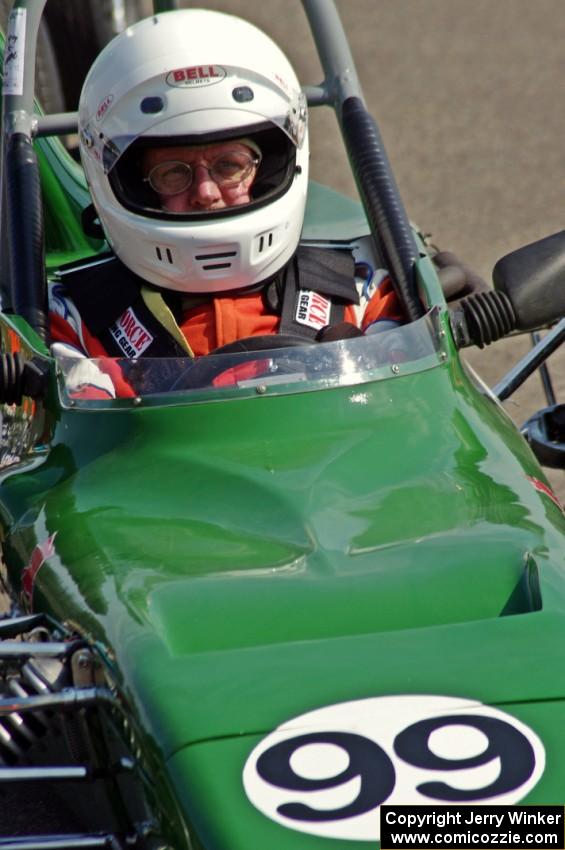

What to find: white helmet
left=78, top=9, right=309, bottom=294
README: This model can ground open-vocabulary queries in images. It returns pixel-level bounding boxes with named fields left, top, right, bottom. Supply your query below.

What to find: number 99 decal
left=242, top=695, right=545, bottom=842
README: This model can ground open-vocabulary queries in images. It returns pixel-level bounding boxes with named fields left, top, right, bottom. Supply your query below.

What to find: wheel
left=43, top=0, right=151, bottom=110
left=211, top=334, right=313, bottom=355
left=1, top=1, right=153, bottom=112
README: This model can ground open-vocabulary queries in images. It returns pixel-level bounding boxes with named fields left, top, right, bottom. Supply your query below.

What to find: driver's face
left=142, top=141, right=259, bottom=213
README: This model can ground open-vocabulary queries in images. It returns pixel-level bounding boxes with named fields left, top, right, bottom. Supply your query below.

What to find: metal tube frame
left=493, top=318, right=565, bottom=402
left=531, top=330, right=557, bottom=406
left=1, top=838, right=122, bottom=850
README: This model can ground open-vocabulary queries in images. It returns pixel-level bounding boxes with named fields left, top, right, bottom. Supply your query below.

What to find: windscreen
left=57, top=309, right=443, bottom=409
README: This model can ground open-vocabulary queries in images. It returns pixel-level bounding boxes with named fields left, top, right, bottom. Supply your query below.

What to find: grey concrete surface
left=178, top=0, right=565, bottom=496
left=178, top=1, right=565, bottom=270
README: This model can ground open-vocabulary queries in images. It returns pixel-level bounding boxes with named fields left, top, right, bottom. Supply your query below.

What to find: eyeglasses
left=144, top=149, right=261, bottom=196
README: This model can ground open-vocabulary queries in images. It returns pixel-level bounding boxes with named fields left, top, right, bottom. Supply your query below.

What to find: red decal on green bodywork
left=527, top=476, right=563, bottom=510
left=21, top=533, right=57, bottom=609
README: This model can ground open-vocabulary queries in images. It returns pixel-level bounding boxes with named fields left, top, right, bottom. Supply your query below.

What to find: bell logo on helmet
left=166, top=65, right=226, bottom=88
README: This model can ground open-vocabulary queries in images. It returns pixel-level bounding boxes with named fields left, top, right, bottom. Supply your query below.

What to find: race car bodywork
left=1, top=1, right=565, bottom=848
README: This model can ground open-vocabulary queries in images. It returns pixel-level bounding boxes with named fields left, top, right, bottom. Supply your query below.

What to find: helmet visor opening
left=108, top=125, right=297, bottom=220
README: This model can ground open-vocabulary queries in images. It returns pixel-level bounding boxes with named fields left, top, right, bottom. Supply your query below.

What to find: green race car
left=1, top=1, right=565, bottom=848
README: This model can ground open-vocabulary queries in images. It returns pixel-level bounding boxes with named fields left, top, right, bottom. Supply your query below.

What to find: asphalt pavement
left=182, top=0, right=565, bottom=275
left=180, top=0, right=565, bottom=495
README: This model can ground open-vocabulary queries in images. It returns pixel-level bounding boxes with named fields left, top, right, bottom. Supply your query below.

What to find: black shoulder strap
left=275, top=245, right=358, bottom=340
left=57, top=256, right=189, bottom=358
left=58, top=256, right=143, bottom=333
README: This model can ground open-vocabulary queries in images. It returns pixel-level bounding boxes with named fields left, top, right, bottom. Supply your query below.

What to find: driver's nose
left=188, top=164, right=223, bottom=208
left=161, top=165, right=224, bottom=212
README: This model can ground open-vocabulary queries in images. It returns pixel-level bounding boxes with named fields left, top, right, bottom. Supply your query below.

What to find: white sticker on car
left=243, top=694, right=545, bottom=842
left=3, top=9, right=26, bottom=97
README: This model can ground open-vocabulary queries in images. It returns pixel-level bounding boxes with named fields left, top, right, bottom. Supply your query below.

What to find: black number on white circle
left=255, top=731, right=395, bottom=822
left=394, top=714, right=536, bottom=801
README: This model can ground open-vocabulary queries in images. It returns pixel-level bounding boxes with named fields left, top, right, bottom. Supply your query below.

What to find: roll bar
left=1, top=0, right=423, bottom=342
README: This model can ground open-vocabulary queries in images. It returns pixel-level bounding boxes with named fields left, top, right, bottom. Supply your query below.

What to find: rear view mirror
left=493, top=230, right=565, bottom=331
left=450, top=230, right=565, bottom=350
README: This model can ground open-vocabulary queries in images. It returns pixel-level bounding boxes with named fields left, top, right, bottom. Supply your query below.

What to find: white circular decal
left=242, top=695, right=545, bottom=842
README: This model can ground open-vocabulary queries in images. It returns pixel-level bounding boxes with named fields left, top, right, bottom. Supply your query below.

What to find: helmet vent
left=255, top=230, right=275, bottom=256
left=155, top=245, right=174, bottom=265
left=194, top=247, right=238, bottom=273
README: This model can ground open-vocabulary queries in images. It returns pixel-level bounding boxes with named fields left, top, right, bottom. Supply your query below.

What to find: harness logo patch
left=295, top=289, right=331, bottom=331
left=110, top=308, right=154, bottom=358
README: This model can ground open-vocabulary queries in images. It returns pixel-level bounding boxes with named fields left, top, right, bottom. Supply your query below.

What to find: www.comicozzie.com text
left=383, top=808, right=563, bottom=847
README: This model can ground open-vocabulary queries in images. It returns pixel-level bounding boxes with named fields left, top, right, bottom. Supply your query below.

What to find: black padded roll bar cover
left=340, top=96, right=423, bottom=322
left=5, top=133, right=49, bottom=342
left=492, top=230, right=565, bottom=331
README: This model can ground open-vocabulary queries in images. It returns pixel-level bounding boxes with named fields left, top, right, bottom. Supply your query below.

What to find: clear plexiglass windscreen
left=57, top=308, right=443, bottom=408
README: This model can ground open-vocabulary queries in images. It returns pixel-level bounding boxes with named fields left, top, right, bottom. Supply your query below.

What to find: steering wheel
left=168, top=334, right=314, bottom=390
left=212, top=333, right=313, bottom=354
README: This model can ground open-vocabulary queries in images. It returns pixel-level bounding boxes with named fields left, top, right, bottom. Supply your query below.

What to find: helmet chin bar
left=100, top=160, right=308, bottom=295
